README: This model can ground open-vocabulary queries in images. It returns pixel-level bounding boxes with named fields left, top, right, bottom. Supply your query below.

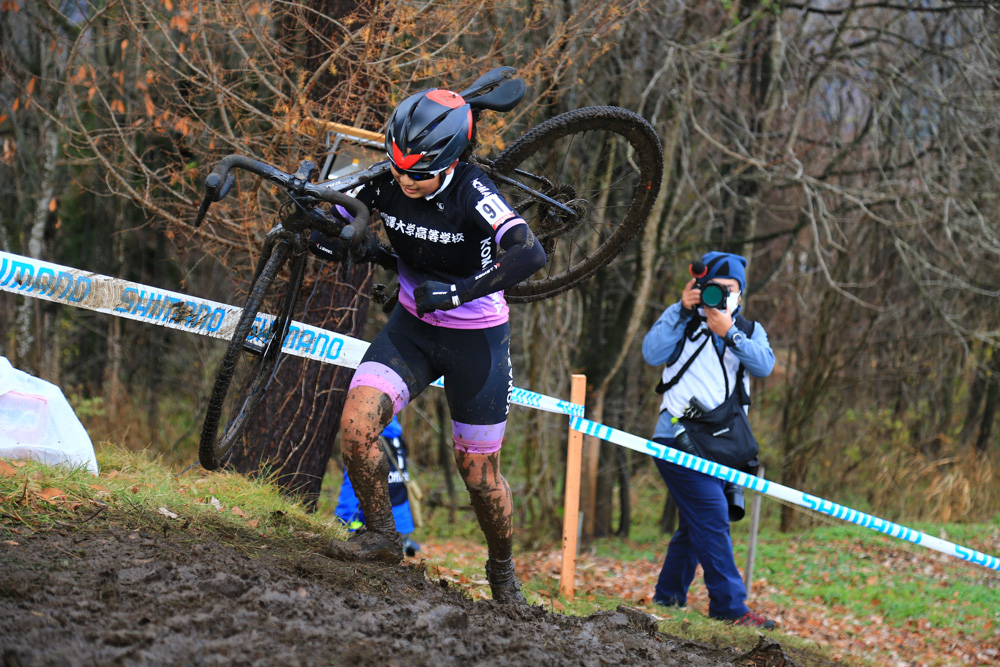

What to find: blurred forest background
left=2, top=0, right=999, bottom=542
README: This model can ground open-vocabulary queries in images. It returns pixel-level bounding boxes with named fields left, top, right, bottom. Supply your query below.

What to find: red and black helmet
left=385, top=89, right=473, bottom=174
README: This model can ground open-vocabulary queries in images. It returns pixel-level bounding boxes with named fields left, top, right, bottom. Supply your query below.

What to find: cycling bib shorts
left=350, top=306, right=512, bottom=454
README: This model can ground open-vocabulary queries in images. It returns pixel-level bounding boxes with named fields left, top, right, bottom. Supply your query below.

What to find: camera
left=725, top=482, right=745, bottom=522
left=699, top=280, right=730, bottom=310
left=688, top=259, right=730, bottom=311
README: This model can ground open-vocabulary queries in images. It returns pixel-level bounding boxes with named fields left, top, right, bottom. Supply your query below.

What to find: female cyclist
left=317, top=88, right=545, bottom=605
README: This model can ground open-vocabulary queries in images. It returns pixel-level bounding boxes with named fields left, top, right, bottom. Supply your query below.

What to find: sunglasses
left=389, top=163, right=443, bottom=181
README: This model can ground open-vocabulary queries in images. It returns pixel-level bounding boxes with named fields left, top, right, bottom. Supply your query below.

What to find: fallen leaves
left=418, top=535, right=996, bottom=667
left=195, top=496, right=261, bottom=529
left=38, top=488, right=66, bottom=503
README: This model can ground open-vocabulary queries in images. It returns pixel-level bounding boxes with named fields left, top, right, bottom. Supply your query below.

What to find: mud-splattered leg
left=322, top=386, right=401, bottom=563
left=455, top=449, right=512, bottom=559
left=456, top=448, right=525, bottom=604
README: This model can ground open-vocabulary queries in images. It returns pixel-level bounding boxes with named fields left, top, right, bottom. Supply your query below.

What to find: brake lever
left=193, top=171, right=236, bottom=226
left=193, top=196, right=212, bottom=227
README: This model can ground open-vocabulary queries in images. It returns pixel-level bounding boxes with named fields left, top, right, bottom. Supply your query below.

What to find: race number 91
left=475, top=194, right=515, bottom=229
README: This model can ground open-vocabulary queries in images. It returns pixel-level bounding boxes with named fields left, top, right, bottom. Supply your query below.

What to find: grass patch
left=404, top=461, right=998, bottom=667
left=0, top=443, right=346, bottom=548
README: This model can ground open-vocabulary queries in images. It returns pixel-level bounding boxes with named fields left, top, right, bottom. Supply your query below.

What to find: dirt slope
left=0, top=527, right=797, bottom=666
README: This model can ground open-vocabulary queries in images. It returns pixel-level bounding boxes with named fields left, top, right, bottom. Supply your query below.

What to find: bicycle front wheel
left=198, top=243, right=304, bottom=470
left=490, top=106, right=663, bottom=302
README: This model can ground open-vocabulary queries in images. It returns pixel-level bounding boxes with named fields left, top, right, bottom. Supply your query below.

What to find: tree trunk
left=974, top=352, right=1000, bottom=454
left=976, top=378, right=998, bottom=454
left=230, top=262, right=373, bottom=509
left=577, top=139, right=676, bottom=539
left=226, top=0, right=380, bottom=508
left=103, top=202, right=126, bottom=422
left=614, top=445, right=631, bottom=538
left=780, top=450, right=808, bottom=532
left=14, top=112, right=60, bottom=374
left=593, top=442, right=615, bottom=538
left=960, top=356, right=987, bottom=447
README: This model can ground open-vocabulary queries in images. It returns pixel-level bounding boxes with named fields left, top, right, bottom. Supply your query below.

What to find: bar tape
left=0, top=250, right=582, bottom=417
left=569, top=415, right=1000, bottom=573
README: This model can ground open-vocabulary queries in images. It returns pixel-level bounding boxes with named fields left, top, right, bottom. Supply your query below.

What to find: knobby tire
left=490, top=106, right=663, bottom=302
left=198, top=243, right=301, bottom=470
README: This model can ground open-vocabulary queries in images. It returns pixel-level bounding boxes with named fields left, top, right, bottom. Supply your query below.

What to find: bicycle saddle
left=466, top=78, right=526, bottom=113
left=461, top=66, right=526, bottom=113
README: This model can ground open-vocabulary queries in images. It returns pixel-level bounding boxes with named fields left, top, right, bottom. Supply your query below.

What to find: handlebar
left=193, top=154, right=373, bottom=248
left=193, top=67, right=527, bottom=240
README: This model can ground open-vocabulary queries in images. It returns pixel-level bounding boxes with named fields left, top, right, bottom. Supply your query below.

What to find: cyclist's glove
left=348, top=230, right=383, bottom=264
left=308, top=229, right=346, bottom=262
left=414, top=281, right=462, bottom=316
left=309, top=228, right=396, bottom=271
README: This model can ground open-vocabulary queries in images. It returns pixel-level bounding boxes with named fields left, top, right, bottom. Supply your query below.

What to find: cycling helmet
left=385, top=89, right=473, bottom=174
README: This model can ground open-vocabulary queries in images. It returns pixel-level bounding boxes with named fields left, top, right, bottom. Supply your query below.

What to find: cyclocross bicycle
left=193, top=66, right=664, bottom=470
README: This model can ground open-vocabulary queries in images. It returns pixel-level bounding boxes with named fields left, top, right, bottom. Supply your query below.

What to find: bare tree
left=35, top=0, right=643, bottom=503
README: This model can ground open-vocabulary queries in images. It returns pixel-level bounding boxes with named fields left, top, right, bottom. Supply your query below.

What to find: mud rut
left=0, top=527, right=793, bottom=666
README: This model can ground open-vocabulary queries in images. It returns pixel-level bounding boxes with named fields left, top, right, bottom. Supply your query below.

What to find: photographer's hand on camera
left=704, top=302, right=734, bottom=337
left=680, top=278, right=701, bottom=314
left=681, top=277, right=735, bottom=336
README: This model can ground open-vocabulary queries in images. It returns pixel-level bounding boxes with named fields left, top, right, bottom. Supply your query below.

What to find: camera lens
left=701, top=283, right=726, bottom=309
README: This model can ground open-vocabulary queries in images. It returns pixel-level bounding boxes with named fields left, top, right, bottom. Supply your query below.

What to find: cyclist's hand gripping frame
left=193, top=154, right=370, bottom=246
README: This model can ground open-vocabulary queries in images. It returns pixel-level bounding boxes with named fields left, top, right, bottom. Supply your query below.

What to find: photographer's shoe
left=727, top=610, right=776, bottom=630
left=485, top=557, right=528, bottom=605
left=322, top=527, right=403, bottom=565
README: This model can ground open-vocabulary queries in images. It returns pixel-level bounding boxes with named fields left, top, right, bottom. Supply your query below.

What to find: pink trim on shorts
left=349, top=362, right=410, bottom=413
left=452, top=421, right=507, bottom=454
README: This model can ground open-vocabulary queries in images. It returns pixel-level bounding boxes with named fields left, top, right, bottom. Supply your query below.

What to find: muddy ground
left=0, top=526, right=799, bottom=666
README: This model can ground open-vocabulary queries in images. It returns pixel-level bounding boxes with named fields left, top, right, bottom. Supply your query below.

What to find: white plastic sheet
left=0, top=356, right=99, bottom=475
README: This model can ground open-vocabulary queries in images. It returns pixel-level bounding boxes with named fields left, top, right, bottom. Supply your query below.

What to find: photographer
left=642, top=251, right=776, bottom=629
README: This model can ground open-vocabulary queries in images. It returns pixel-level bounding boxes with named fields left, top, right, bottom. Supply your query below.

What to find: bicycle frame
left=194, top=67, right=664, bottom=469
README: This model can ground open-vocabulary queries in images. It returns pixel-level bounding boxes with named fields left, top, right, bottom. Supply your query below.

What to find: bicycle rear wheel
left=198, top=243, right=304, bottom=470
left=490, top=106, right=663, bottom=302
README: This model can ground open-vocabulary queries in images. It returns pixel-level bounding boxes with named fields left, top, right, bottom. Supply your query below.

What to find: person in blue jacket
left=643, top=251, right=776, bottom=629
left=334, top=415, right=420, bottom=557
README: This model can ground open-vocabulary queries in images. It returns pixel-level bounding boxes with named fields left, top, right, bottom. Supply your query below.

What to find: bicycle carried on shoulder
left=193, top=66, right=664, bottom=470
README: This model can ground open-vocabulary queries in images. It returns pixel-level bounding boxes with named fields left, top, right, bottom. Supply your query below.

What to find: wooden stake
left=560, top=374, right=587, bottom=600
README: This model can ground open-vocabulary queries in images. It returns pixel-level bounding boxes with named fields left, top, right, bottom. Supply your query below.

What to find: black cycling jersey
left=353, top=162, right=542, bottom=329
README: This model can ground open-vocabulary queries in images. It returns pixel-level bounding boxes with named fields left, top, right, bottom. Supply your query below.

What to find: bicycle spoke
left=491, top=106, right=662, bottom=302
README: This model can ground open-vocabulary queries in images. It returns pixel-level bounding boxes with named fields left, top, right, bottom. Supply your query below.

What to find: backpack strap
left=655, top=314, right=756, bottom=397
left=655, top=335, right=710, bottom=394
left=733, top=314, right=755, bottom=406
left=734, top=314, right=755, bottom=338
